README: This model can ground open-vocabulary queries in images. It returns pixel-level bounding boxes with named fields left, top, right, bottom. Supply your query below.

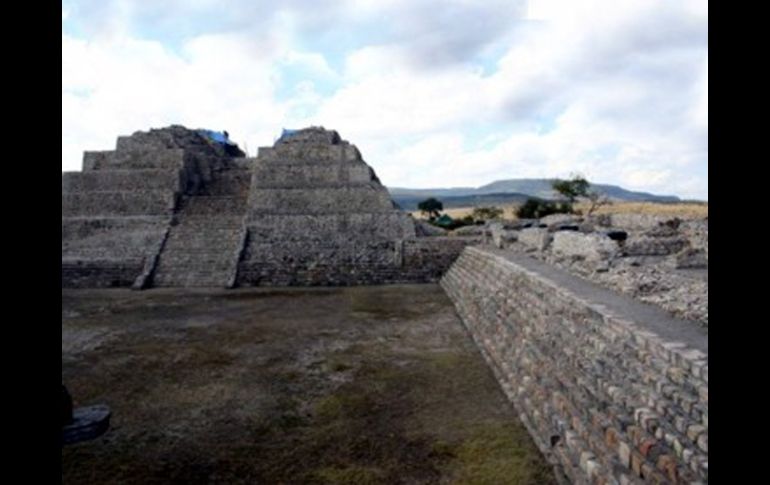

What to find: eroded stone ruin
left=484, top=212, right=709, bottom=326
left=61, top=125, right=707, bottom=484
left=62, top=126, right=475, bottom=288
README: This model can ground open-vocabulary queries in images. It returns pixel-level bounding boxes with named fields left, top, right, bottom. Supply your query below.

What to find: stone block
left=518, top=227, right=552, bottom=251
left=552, top=231, right=618, bottom=261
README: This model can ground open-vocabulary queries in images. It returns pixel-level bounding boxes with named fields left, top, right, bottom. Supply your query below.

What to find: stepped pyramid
left=61, top=126, right=247, bottom=288
left=236, top=127, right=417, bottom=285
left=62, top=126, right=475, bottom=288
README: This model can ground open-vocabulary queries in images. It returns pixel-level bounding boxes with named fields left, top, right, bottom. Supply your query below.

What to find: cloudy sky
left=62, top=0, right=708, bottom=199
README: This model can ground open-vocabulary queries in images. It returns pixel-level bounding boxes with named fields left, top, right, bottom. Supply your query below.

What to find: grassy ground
left=62, top=286, right=555, bottom=484
left=412, top=201, right=708, bottom=221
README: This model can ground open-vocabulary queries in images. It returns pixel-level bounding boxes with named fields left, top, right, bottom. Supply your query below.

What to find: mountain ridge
left=387, top=178, right=681, bottom=211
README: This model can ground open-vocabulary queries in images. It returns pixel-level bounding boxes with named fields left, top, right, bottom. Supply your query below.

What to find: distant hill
left=391, top=192, right=533, bottom=211
left=388, top=178, right=680, bottom=210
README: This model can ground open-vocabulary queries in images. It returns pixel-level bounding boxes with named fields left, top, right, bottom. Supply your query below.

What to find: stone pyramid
left=62, top=125, right=474, bottom=288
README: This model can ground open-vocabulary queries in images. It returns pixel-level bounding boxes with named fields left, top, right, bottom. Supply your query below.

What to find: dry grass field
left=63, top=286, right=555, bottom=485
left=412, top=201, right=708, bottom=221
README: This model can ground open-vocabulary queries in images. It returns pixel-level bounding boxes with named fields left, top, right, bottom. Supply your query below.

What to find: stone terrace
left=61, top=126, right=476, bottom=289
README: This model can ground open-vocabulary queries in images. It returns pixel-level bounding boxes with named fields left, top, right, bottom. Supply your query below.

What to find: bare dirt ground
left=62, top=285, right=555, bottom=485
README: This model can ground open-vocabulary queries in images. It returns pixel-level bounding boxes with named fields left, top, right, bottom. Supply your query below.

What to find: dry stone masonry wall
left=441, top=247, right=708, bottom=484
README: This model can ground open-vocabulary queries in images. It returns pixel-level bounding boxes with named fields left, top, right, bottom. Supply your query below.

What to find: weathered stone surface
left=233, top=127, right=480, bottom=286
left=622, top=236, right=689, bottom=256
left=115, top=124, right=245, bottom=158
left=62, top=170, right=185, bottom=193
left=670, top=248, right=708, bottom=269
left=539, top=213, right=580, bottom=226
left=62, top=126, right=240, bottom=288
left=488, top=223, right=518, bottom=249
left=62, top=191, right=177, bottom=217
left=518, top=227, right=552, bottom=251
left=552, top=231, right=618, bottom=261
left=247, top=187, right=396, bottom=214
left=63, top=126, right=474, bottom=288
left=451, top=224, right=484, bottom=236
left=609, top=213, right=674, bottom=230
left=415, top=220, right=448, bottom=236
left=681, top=218, right=708, bottom=256
left=505, top=212, right=707, bottom=325
left=441, top=247, right=708, bottom=485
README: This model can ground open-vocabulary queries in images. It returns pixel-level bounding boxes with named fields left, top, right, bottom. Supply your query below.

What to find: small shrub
left=471, top=206, right=504, bottom=222
left=460, top=215, right=475, bottom=225
left=516, top=198, right=571, bottom=219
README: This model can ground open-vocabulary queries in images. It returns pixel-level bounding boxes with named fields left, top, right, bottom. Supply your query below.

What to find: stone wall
left=62, top=216, right=170, bottom=288
left=61, top=259, right=145, bottom=288
left=441, top=247, right=708, bottom=484
left=62, top=191, right=178, bottom=217
left=62, top=170, right=185, bottom=193
left=402, top=237, right=478, bottom=280
left=247, top=186, right=395, bottom=214
left=236, top=236, right=478, bottom=286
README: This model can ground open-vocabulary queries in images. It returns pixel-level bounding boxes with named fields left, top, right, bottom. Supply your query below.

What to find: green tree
left=551, top=174, right=609, bottom=215
left=552, top=176, right=590, bottom=205
left=516, top=199, right=566, bottom=219
left=417, top=198, right=444, bottom=220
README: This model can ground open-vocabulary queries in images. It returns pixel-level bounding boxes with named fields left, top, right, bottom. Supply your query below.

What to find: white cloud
left=62, top=0, right=707, bottom=199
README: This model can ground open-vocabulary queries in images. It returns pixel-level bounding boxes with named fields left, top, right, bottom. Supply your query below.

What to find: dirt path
left=62, top=285, right=555, bottom=484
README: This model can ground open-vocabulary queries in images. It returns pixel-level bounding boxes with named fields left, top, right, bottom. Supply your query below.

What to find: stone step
left=169, top=225, right=242, bottom=233
left=62, top=216, right=169, bottom=237
left=62, top=170, right=183, bottom=193
left=177, top=196, right=248, bottom=215
left=247, top=187, right=394, bottom=214
left=150, top=213, right=245, bottom=287
left=62, top=247, right=152, bottom=259
left=154, top=273, right=231, bottom=282
left=160, top=248, right=240, bottom=256
left=245, top=212, right=415, bottom=240
left=62, top=191, right=177, bottom=217
left=250, top=163, right=374, bottom=188
left=198, top=170, right=252, bottom=196
left=155, top=266, right=233, bottom=275
left=154, top=257, right=235, bottom=272
left=155, top=264, right=234, bottom=275
left=169, top=219, right=242, bottom=228
left=83, top=148, right=186, bottom=171
left=167, top=234, right=240, bottom=242
left=152, top=271, right=232, bottom=287
left=257, top=144, right=361, bottom=162
left=167, top=231, right=240, bottom=239
left=172, top=213, right=243, bottom=222
left=156, top=254, right=235, bottom=263
left=163, top=242, right=241, bottom=250
left=166, top=238, right=240, bottom=247
left=62, top=258, right=145, bottom=289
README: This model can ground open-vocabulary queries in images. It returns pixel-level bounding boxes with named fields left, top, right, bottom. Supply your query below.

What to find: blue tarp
left=278, top=128, right=299, bottom=141
left=198, top=129, right=233, bottom=145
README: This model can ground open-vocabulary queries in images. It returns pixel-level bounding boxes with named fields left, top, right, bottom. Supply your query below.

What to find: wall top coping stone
left=472, top=247, right=708, bottom=354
